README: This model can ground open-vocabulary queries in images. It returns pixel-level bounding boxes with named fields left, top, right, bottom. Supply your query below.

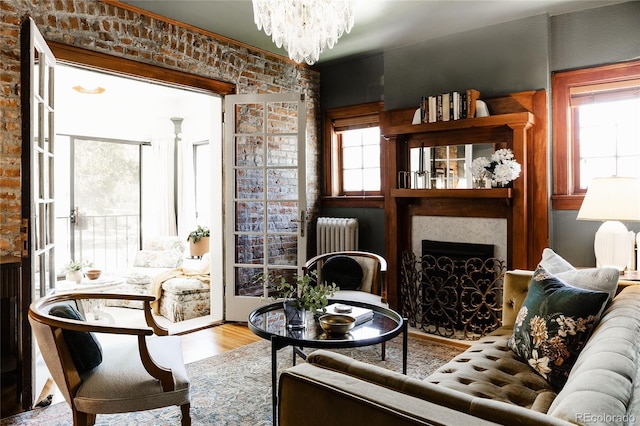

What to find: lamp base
left=594, top=220, right=636, bottom=272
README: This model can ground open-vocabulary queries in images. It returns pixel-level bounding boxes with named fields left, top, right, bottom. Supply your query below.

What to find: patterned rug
left=1, top=335, right=464, bottom=425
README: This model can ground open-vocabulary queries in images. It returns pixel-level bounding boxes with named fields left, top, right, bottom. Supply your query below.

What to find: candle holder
left=414, top=171, right=429, bottom=189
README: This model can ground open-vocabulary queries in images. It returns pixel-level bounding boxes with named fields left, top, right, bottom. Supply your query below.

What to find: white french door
left=20, top=17, right=56, bottom=408
left=224, top=93, right=307, bottom=321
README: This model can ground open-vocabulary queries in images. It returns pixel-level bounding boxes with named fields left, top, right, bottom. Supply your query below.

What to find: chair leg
left=381, top=341, right=386, bottom=360
left=181, top=402, right=191, bottom=426
left=73, top=409, right=96, bottom=426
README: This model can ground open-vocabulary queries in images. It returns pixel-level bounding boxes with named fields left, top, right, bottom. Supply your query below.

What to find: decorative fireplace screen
left=401, top=248, right=506, bottom=340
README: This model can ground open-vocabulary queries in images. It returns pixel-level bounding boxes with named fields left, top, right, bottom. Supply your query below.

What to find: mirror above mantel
left=408, top=142, right=501, bottom=189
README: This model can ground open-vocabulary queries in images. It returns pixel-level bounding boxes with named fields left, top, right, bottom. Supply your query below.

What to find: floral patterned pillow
left=507, top=266, right=609, bottom=390
left=133, top=249, right=183, bottom=268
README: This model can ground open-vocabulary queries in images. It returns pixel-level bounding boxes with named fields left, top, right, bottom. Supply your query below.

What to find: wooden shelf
left=382, top=112, right=534, bottom=137
left=391, top=188, right=512, bottom=199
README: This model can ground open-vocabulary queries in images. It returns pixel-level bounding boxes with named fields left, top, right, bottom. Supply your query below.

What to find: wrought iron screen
left=401, top=251, right=506, bottom=340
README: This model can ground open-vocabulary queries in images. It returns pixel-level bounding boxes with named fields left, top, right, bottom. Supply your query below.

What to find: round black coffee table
left=248, top=299, right=407, bottom=425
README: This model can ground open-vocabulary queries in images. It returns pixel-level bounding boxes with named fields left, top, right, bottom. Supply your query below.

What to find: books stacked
left=420, top=89, right=480, bottom=123
left=317, top=303, right=374, bottom=326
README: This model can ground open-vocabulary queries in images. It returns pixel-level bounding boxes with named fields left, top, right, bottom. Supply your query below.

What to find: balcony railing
left=56, top=214, right=140, bottom=275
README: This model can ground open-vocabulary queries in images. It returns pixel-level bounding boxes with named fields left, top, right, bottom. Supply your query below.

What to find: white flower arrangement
left=471, top=148, right=521, bottom=187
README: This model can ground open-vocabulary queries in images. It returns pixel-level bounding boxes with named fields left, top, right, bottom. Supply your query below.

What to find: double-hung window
left=323, top=102, right=384, bottom=207
left=552, top=60, right=640, bottom=209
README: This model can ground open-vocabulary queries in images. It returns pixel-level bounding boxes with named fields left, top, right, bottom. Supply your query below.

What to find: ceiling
left=121, top=0, right=626, bottom=65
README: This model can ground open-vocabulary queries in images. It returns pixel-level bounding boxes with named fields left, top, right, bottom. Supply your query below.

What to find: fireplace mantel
left=381, top=90, right=549, bottom=310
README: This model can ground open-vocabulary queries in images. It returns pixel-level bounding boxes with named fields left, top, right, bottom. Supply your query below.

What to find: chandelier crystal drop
left=252, top=0, right=355, bottom=65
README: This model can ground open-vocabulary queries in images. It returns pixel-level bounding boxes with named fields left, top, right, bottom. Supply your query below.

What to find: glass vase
left=283, top=299, right=306, bottom=329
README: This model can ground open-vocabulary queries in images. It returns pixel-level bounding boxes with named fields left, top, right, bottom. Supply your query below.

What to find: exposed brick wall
left=0, top=0, right=320, bottom=257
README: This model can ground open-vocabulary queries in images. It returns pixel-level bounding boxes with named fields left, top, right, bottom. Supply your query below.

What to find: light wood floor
left=180, top=322, right=262, bottom=364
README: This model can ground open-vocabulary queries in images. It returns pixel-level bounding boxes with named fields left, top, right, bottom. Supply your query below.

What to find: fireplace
left=401, top=238, right=506, bottom=340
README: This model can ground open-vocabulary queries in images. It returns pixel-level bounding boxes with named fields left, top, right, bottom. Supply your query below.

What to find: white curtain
left=177, top=135, right=197, bottom=238
left=148, top=135, right=177, bottom=237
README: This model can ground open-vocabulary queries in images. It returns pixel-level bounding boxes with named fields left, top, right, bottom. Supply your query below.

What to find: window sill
left=551, top=194, right=585, bottom=210
left=321, top=196, right=384, bottom=208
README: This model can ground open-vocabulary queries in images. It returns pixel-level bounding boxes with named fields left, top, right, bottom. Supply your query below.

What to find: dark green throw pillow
left=507, top=266, right=608, bottom=389
left=321, top=255, right=363, bottom=290
left=49, top=303, right=103, bottom=374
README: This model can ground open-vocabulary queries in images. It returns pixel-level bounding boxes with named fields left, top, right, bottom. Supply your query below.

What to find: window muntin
left=575, top=95, right=640, bottom=191
left=551, top=60, right=640, bottom=210
left=323, top=102, right=384, bottom=204
left=340, top=126, right=381, bottom=194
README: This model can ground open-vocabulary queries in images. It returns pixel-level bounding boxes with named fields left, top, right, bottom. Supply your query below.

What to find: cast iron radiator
left=401, top=246, right=506, bottom=340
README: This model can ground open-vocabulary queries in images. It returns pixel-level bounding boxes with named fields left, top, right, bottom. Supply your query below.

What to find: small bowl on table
left=85, top=269, right=102, bottom=280
left=318, top=314, right=356, bottom=335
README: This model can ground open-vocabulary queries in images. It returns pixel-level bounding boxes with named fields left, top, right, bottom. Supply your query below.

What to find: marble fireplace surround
left=411, top=216, right=508, bottom=265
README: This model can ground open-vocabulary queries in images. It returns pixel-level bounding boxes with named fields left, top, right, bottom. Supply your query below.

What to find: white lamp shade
left=577, top=177, right=640, bottom=222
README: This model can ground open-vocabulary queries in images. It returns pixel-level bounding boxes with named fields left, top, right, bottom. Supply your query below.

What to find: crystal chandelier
left=252, top=0, right=355, bottom=65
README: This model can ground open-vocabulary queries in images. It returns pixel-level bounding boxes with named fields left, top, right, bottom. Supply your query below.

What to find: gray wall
left=319, top=2, right=640, bottom=266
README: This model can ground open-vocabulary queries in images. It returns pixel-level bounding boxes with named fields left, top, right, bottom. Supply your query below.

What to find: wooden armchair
left=28, top=292, right=190, bottom=426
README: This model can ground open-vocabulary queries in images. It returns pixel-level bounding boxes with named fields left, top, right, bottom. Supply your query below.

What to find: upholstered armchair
left=304, top=250, right=387, bottom=306
left=304, top=251, right=389, bottom=357
left=28, top=292, right=190, bottom=426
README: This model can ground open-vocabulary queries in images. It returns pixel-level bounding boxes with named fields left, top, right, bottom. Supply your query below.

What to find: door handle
left=291, top=211, right=307, bottom=237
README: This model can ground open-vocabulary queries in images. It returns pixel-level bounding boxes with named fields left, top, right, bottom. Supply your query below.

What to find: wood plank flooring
left=180, top=322, right=262, bottom=364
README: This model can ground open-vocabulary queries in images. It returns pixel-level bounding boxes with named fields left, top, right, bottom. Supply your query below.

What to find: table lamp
left=577, top=176, right=640, bottom=271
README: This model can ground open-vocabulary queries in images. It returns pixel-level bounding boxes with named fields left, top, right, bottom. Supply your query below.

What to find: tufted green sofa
left=278, top=270, right=640, bottom=426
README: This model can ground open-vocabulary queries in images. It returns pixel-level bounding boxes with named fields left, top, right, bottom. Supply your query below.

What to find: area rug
left=1, top=336, right=464, bottom=425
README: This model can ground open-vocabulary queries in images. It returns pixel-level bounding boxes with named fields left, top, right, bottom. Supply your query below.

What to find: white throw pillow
left=539, top=248, right=619, bottom=301
left=539, top=248, right=575, bottom=274
left=556, top=268, right=619, bottom=301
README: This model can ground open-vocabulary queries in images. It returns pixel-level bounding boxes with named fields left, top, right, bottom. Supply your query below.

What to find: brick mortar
left=0, top=0, right=321, bottom=256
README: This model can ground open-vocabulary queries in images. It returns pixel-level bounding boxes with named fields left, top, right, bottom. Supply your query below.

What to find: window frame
left=322, top=102, right=385, bottom=208
left=551, top=60, right=640, bottom=210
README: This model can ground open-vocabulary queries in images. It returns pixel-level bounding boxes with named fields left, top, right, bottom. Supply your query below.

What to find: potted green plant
left=186, top=225, right=210, bottom=258
left=62, top=259, right=92, bottom=283
left=266, top=271, right=338, bottom=329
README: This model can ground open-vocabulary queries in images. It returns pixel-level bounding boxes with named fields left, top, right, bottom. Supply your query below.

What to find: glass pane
left=343, top=169, right=362, bottom=192
left=617, top=156, right=640, bottom=178
left=617, top=124, right=640, bottom=155
left=235, top=103, right=263, bottom=133
left=361, top=127, right=380, bottom=145
left=236, top=169, right=263, bottom=199
left=235, top=201, right=264, bottom=232
left=267, top=136, right=298, bottom=166
left=342, top=146, right=362, bottom=168
left=362, top=144, right=379, bottom=168
left=235, top=234, right=263, bottom=264
left=267, top=201, right=297, bottom=233
left=580, top=157, right=617, bottom=189
left=73, top=139, right=140, bottom=271
left=235, top=136, right=264, bottom=167
left=235, top=267, right=264, bottom=297
left=341, top=130, right=361, bottom=147
left=266, top=235, right=297, bottom=266
left=579, top=125, right=616, bottom=157
left=267, top=168, right=297, bottom=200
left=362, top=168, right=381, bottom=191
left=266, top=268, right=297, bottom=298
left=267, top=102, right=298, bottom=133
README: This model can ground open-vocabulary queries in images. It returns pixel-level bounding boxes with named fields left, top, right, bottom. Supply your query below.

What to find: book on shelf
left=316, top=303, right=374, bottom=325
left=418, top=89, right=480, bottom=124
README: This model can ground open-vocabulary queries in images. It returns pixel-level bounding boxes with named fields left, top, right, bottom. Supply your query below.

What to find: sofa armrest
left=502, top=269, right=533, bottom=326
left=279, top=362, right=499, bottom=426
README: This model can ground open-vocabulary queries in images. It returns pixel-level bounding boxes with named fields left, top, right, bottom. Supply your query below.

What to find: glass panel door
left=224, top=93, right=306, bottom=321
